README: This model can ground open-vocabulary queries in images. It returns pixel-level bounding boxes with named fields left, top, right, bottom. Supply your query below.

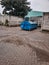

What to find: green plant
left=1, top=0, right=31, bottom=18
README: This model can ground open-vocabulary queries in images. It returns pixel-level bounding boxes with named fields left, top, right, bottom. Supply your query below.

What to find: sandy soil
left=0, top=26, right=49, bottom=65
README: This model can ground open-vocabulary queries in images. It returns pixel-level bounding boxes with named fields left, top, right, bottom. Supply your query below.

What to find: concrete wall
left=30, top=16, right=43, bottom=26
left=41, top=13, right=49, bottom=30
left=0, top=15, right=23, bottom=25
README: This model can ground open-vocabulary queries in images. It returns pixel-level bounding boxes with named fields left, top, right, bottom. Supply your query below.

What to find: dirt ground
left=0, top=26, right=49, bottom=65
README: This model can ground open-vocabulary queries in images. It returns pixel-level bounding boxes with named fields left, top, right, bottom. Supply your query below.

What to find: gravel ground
left=0, top=26, right=49, bottom=65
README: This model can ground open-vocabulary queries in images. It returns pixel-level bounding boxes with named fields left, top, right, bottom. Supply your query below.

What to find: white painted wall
left=41, top=13, right=49, bottom=30
left=0, top=15, right=23, bottom=25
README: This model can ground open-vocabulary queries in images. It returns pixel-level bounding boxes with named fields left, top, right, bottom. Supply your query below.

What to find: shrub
left=5, top=19, right=9, bottom=26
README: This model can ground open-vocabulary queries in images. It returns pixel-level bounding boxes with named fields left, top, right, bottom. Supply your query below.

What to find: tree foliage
left=1, top=0, right=31, bottom=17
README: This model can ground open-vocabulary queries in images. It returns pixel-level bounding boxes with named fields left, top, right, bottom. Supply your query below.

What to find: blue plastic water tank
left=20, top=21, right=38, bottom=31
